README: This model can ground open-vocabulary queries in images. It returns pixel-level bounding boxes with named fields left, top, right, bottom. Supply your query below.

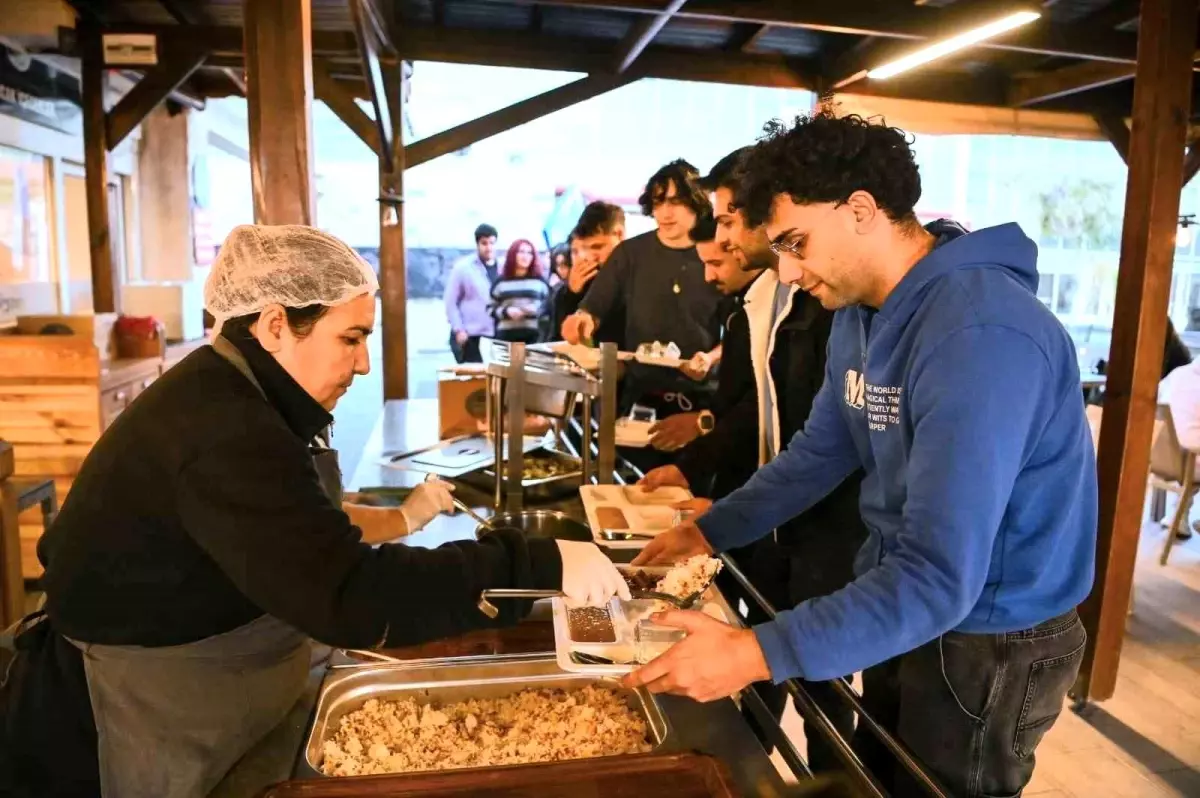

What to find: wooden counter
left=0, top=333, right=207, bottom=578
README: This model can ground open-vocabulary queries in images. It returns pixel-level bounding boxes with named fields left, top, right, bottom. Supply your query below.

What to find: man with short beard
left=640, top=147, right=866, bottom=772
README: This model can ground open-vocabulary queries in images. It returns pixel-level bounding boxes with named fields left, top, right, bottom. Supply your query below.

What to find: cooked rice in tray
left=321, top=684, right=651, bottom=777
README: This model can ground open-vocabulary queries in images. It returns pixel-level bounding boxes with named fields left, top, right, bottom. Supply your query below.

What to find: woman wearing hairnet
left=0, top=225, right=628, bottom=797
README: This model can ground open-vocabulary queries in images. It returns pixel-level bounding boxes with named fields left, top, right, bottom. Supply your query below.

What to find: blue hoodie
left=699, top=221, right=1097, bottom=682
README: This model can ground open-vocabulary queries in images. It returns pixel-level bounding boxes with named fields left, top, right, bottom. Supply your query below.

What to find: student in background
left=490, top=239, right=550, bottom=345
left=562, top=160, right=724, bottom=422
left=552, top=202, right=626, bottom=341
left=549, top=244, right=571, bottom=288
left=444, top=223, right=499, bottom=363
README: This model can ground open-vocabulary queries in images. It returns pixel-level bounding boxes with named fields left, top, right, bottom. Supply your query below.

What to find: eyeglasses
left=768, top=202, right=844, bottom=258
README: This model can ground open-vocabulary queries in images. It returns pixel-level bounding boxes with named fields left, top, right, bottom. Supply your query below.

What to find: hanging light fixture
left=867, top=10, right=1042, bottom=81
left=1178, top=214, right=1196, bottom=248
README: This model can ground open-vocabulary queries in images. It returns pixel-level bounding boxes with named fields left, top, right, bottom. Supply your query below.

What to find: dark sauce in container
left=567, top=606, right=617, bottom=643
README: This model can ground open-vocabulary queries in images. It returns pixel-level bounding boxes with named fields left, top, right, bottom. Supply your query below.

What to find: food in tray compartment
left=621, top=569, right=660, bottom=593
left=655, top=556, right=723, bottom=599
left=635, top=341, right=681, bottom=361
left=495, top=455, right=576, bottom=482
left=320, top=685, right=652, bottom=776
left=567, top=606, right=617, bottom=643
left=595, top=506, right=629, bottom=530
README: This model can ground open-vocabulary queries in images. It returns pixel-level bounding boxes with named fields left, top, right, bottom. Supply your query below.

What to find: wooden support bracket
left=404, top=74, right=632, bottom=169
left=105, top=44, right=211, bottom=150
left=313, top=59, right=381, bottom=156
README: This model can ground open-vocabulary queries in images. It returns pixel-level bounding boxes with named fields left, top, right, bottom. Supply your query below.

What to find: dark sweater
left=579, top=231, right=724, bottom=404
left=491, top=276, right=550, bottom=340
left=38, top=335, right=562, bottom=648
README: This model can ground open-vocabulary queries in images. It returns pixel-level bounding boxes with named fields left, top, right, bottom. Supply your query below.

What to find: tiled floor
left=771, top=523, right=1200, bottom=796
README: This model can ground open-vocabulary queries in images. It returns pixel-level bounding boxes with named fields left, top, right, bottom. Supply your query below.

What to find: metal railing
left=718, top=554, right=951, bottom=798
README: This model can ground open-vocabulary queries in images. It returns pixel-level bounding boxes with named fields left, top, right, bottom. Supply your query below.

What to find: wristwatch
left=696, top=410, right=715, bottom=435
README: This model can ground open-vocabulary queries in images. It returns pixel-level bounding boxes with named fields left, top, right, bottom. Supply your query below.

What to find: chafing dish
left=457, top=448, right=583, bottom=501
left=301, top=655, right=670, bottom=778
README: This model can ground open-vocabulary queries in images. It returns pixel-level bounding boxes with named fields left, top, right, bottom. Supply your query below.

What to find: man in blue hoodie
left=625, top=113, right=1097, bottom=797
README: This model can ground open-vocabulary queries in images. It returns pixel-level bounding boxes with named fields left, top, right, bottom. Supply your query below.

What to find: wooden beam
left=1010, top=50, right=1200, bottom=108
left=66, top=24, right=359, bottom=60
left=405, top=74, right=631, bottom=169
left=1089, top=0, right=1142, bottom=31
left=1010, top=61, right=1139, bottom=107
left=350, top=0, right=394, bottom=160
left=380, top=8, right=407, bottom=400
left=1094, top=112, right=1131, bottom=165
left=244, top=0, right=316, bottom=226
left=725, top=22, right=769, bottom=53
left=105, top=45, right=209, bottom=149
left=612, top=0, right=688, bottom=73
left=395, top=25, right=815, bottom=91
left=80, top=26, right=118, bottom=313
left=1076, top=0, right=1196, bottom=705
left=482, top=0, right=1139, bottom=63
left=221, top=67, right=247, bottom=96
left=313, top=59, right=380, bottom=156
left=1185, top=142, right=1200, bottom=187
left=356, top=0, right=397, bottom=56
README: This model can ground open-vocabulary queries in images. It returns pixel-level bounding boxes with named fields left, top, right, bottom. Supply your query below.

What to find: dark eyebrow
left=770, top=228, right=799, bottom=246
left=349, top=326, right=373, bottom=336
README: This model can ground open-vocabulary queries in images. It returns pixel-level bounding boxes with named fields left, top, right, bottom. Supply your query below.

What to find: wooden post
left=1075, top=0, right=1197, bottom=703
left=379, top=48, right=408, bottom=400
left=243, top=0, right=316, bottom=225
left=80, top=26, right=118, bottom=314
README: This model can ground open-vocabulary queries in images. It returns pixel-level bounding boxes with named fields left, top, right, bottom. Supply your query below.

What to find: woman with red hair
left=490, top=238, right=550, bottom=344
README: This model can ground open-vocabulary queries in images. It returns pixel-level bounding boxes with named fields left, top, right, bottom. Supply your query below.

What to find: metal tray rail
left=717, top=553, right=951, bottom=798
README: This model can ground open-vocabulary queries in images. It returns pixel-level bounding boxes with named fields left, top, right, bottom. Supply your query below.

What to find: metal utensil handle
left=452, top=495, right=494, bottom=530
left=477, top=589, right=563, bottom=620
left=480, top=589, right=563, bottom=600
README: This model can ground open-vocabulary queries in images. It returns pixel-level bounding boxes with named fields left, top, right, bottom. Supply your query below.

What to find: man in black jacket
left=640, top=148, right=867, bottom=773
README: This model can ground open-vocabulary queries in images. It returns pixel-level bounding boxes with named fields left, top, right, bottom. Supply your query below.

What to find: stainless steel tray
left=457, top=447, right=583, bottom=500
left=382, top=434, right=546, bottom=478
left=302, top=655, right=670, bottom=778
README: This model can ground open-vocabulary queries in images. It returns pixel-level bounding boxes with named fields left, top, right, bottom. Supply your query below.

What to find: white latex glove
left=399, top=478, right=455, bottom=533
left=555, top=540, right=632, bottom=606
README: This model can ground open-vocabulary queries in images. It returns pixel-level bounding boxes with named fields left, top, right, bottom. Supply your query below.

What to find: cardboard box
left=438, top=365, right=490, bottom=439
left=437, top=366, right=555, bottom=440
left=16, top=313, right=118, bottom=361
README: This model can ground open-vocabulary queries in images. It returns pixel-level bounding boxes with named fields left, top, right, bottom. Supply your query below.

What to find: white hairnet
left=204, top=224, right=380, bottom=328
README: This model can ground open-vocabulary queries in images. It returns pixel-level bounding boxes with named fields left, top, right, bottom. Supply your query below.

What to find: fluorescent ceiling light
left=867, top=10, right=1041, bottom=81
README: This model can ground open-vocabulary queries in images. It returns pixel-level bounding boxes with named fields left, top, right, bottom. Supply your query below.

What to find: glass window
left=0, top=145, right=54, bottom=324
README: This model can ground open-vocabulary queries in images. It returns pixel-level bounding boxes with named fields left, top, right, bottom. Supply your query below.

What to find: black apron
left=0, top=337, right=344, bottom=798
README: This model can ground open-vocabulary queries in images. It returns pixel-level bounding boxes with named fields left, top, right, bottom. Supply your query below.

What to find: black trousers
left=450, top=333, right=483, bottom=364
left=854, top=610, right=1086, bottom=798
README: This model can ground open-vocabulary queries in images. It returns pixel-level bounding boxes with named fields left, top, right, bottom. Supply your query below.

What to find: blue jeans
left=855, top=610, right=1086, bottom=797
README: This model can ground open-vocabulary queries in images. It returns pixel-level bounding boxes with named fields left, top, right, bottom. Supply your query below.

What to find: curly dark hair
left=735, top=113, right=922, bottom=229
left=638, top=159, right=708, bottom=218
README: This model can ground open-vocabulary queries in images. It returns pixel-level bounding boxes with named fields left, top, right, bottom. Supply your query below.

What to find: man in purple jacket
left=444, top=223, right=499, bottom=363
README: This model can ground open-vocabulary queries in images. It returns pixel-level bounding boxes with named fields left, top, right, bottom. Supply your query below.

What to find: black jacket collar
left=227, top=333, right=333, bottom=443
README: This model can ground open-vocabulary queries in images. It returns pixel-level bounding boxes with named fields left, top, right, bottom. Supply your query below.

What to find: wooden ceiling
left=52, top=1, right=1198, bottom=117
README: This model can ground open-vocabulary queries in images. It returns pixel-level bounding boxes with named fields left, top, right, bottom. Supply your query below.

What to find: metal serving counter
left=210, top=400, right=793, bottom=797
